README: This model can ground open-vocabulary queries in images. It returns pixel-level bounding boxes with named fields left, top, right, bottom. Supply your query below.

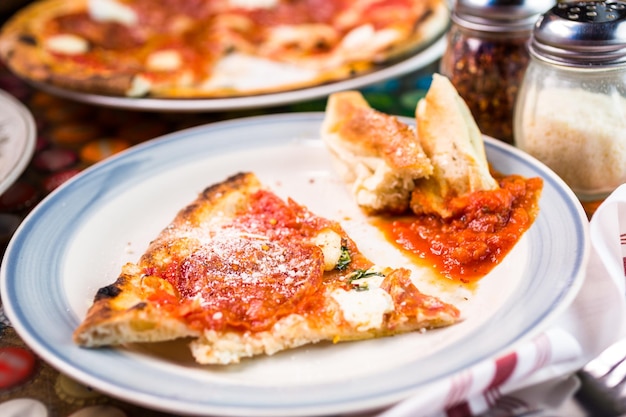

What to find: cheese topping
left=202, top=53, right=319, bottom=92
left=339, top=25, right=401, bottom=60
left=88, top=0, right=138, bottom=26
left=331, top=274, right=394, bottom=332
left=45, top=34, right=89, bottom=55
left=146, top=50, right=182, bottom=72
left=312, top=228, right=342, bottom=271
left=228, top=0, right=279, bottom=9
left=126, top=75, right=152, bottom=97
left=340, top=24, right=377, bottom=50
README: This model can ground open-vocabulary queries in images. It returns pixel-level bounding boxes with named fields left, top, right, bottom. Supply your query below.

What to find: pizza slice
left=73, top=172, right=460, bottom=365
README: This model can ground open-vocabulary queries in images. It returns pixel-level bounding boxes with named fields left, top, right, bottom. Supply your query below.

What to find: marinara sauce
left=374, top=174, right=543, bottom=283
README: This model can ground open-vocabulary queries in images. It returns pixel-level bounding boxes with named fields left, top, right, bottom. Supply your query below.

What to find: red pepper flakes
left=441, top=28, right=531, bottom=144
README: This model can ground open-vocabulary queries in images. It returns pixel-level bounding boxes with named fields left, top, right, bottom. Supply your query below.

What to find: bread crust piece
left=321, top=91, right=433, bottom=215
left=74, top=172, right=460, bottom=364
left=0, top=0, right=449, bottom=98
left=322, top=74, right=499, bottom=219
left=411, top=74, right=498, bottom=218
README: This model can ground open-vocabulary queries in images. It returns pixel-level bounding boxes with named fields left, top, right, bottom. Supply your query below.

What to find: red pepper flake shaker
left=440, top=0, right=554, bottom=144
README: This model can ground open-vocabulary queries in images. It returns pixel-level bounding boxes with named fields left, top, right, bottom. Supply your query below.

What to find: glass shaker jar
left=514, top=1, right=626, bottom=206
left=440, top=0, right=553, bottom=144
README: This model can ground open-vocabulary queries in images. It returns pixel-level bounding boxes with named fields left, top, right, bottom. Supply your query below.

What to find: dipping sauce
left=374, top=174, right=543, bottom=283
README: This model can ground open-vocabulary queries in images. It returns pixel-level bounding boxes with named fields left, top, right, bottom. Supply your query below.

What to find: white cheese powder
left=201, top=53, right=319, bottom=92
left=518, top=87, right=626, bottom=197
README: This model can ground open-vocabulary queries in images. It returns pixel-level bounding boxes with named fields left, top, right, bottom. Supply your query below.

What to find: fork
left=575, top=338, right=626, bottom=416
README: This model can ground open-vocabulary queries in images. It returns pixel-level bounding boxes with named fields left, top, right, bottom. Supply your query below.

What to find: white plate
left=28, top=37, right=445, bottom=112
left=1, top=113, right=589, bottom=417
left=0, top=89, right=36, bottom=195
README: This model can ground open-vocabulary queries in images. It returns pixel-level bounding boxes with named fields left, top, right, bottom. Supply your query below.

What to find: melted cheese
left=45, top=34, right=89, bottom=55
left=339, top=25, right=401, bottom=60
left=331, top=274, right=394, bottom=332
left=312, top=229, right=342, bottom=271
left=228, top=0, right=279, bottom=9
left=201, top=53, right=319, bottom=92
left=146, top=50, right=182, bottom=71
left=126, top=75, right=152, bottom=97
left=88, top=0, right=138, bottom=26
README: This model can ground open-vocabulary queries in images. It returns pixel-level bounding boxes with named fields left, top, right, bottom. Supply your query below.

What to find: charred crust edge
left=94, top=283, right=122, bottom=301
left=201, top=172, right=250, bottom=197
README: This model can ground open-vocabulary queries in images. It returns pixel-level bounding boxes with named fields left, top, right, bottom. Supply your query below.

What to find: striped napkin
left=355, top=185, right=626, bottom=417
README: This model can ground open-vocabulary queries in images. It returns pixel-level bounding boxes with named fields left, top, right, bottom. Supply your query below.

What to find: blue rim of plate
left=0, top=113, right=589, bottom=416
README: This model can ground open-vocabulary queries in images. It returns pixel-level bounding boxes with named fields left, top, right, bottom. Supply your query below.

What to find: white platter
left=28, top=37, right=445, bottom=112
left=0, top=89, right=36, bottom=195
left=0, top=113, right=589, bottom=417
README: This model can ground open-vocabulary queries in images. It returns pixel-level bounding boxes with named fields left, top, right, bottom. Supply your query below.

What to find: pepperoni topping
left=141, top=190, right=335, bottom=332
left=128, top=0, right=223, bottom=23
left=243, top=0, right=349, bottom=26
left=52, top=13, right=145, bottom=50
left=181, top=236, right=324, bottom=332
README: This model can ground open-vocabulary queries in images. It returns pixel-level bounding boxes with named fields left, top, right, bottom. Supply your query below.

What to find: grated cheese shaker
left=513, top=1, right=626, bottom=208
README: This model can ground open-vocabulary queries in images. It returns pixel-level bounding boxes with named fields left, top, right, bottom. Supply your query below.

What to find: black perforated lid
left=530, top=1, right=626, bottom=65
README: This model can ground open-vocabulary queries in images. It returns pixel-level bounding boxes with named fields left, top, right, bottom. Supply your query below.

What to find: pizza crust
left=321, top=90, right=433, bottom=215
left=411, top=74, right=499, bottom=217
left=73, top=263, right=200, bottom=347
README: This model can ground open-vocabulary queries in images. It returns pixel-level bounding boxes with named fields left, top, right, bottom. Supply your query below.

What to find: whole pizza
left=0, top=0, right=449, bottom=98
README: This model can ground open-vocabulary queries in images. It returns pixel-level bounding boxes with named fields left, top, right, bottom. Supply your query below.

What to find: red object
left=0, top=346, right=37, bottom=390
left=0, top=182, right=39, bottom=212
left=43, top=168, right=82, bottom=193
left=33, top=148, right=78, bottom=173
